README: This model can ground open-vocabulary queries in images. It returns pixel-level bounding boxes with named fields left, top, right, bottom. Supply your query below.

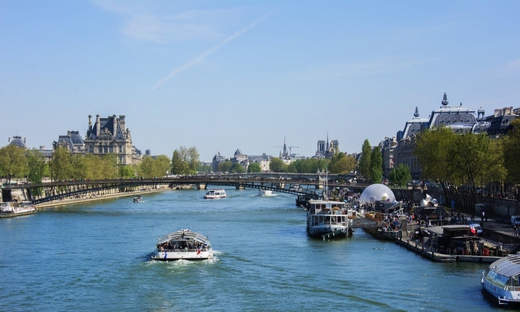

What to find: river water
left=0, top=188, right=504, bottom=311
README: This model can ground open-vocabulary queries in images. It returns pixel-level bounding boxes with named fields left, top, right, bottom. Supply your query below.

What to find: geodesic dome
left=358, top=184, right=396, bottom=205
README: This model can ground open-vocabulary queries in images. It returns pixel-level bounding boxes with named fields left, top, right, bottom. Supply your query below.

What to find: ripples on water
left=0, top=188, right=501, bottom=311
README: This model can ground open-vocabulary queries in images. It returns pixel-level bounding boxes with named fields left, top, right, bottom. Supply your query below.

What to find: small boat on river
left=204, top=189, right=226, bottom=199
left=151, top=229, right=213, bottom=261
left=133, top=195, right=143, bottom=203
left=258, top=189, right=273, bottom=196
left=307, top=199, right=353, bottom=239
left=481, top=254, right=520, bottom=305
left=0, top=201, right=37, bottom=218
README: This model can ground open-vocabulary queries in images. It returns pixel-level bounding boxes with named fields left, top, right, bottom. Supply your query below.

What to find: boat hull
left=151, top=250, right=213, bottom=261
left=0, top=210, right=37, bottom=218
left=481, top=254, right=520, bottom=305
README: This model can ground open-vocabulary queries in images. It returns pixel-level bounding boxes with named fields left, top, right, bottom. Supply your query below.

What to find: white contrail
left=151, top=15, right=268, bottom=90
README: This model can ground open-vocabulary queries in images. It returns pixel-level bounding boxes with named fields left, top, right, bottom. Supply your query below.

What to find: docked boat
left=204, top=189, right=227, bottom=199
left=0, top=201, right=37, bottom=218
left=258, top=189, right=273, bottom=196
left=151, top=229, right=213, bottom=261
left=133, top=195, right=143, bottom=203
left=307, top=199, right=353, bottom=239
left=481, top=254, right=520, bottom=305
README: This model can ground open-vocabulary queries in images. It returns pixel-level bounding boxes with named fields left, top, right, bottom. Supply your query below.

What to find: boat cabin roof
left=157, top=229, right=211, bottom=246
left=490, top=254, right=520, bottom=278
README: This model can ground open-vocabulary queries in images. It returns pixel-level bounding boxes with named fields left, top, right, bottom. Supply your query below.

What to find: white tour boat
left=481, top=254, right=520, bottom=305
left=0, top=201, right=37, bottom=218
left=258, top=189, right=273, bottom=196
left=151, top=229, right=213, bottom=261
left=307, top=199, right=353, bottom=239
left=204, top=189, right=227, bottom=199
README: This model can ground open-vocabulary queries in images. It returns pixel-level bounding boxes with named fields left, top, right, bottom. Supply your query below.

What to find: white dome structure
left=358, top=184, right=396, bottom=205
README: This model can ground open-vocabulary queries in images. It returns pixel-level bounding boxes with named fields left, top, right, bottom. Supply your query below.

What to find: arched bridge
left=2, top=174, right=416, bottom=205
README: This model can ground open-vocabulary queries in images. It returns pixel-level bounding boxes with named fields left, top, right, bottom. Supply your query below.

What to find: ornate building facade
left=391, top=93, right=491, bottom=179
left=84, top=115, right=140, bottom=165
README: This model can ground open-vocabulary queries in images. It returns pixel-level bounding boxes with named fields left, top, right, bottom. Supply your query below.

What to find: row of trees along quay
left=1, top=119, right=519, bottom=208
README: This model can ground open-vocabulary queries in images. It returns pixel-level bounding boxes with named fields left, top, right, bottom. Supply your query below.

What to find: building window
left=119, top=145, right=123, bottom=153
left=109, top=146, right=113, bottom=153
left=104, top=146, right=108, bottom=153
left=98, top=147, right=103, bottom=153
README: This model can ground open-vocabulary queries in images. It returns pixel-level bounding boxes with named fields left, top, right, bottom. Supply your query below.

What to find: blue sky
left=1, top=1, right=519, bottom=161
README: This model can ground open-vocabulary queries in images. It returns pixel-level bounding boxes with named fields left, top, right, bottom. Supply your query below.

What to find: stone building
left=53, top=131, right=85, bottom=154
left=84, top=114, right=141, bottom=165
left=392, top=93, right=490, bottom=179
left=7, top=136, right=26, bottom=149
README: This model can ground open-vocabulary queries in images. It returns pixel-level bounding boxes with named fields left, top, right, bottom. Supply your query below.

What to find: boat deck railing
left=162, top=248, right=209, bottom=253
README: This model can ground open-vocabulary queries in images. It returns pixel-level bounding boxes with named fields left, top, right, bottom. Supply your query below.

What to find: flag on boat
left=197, top=245, right=202, bottom=255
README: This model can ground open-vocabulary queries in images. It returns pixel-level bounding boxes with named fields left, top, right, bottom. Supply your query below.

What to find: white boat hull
left=481, top=254, right=520, bottom=305
left=152, top=250, right=214, bottom=261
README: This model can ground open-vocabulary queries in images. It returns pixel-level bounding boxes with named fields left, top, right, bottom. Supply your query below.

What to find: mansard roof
left=87, top=115, right=128, bottom=141
left=428, top=99, right=477, bottom=129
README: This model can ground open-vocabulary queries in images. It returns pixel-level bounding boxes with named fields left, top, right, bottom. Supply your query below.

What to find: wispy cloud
left=508, top=59, right=520, bottom=67
left=89, top=0, right=234, bottom=42
left=151, top=15, right=269, bottom=90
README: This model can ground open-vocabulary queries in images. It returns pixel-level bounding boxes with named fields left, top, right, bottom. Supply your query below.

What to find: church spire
left=414, top=106, right=420, bottom=118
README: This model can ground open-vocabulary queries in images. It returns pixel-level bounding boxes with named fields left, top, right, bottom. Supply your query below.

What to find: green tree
left=230, top=162, right=245, bottom=173
left=99, top=154, right=118, bottom=179
left=503, top=119, right=520, bottom=183
left=171, top=146, right=200, bottom=174
left=0, top=145, right=28, bottom=183
left=269, top=157, right=287, bottom=172
left=358, top=139, right=372, bottom=179
left=447, top=132, right=497, bottom=207
left=370, top=146, right=383, bottom=183
left=25, top=149, right=46, bottom=183
left=388, top=163, right=412, bottom=187
left=330, top=152, right=357, bottom=174
left=119, top=165, right=136, bottom=178
left=49, top=147, right=73, bottom=181
left=415, top=126, right=457, bottom=198
left=218, top=161, right=233, bottom=173
left=171, top=150, right=189, bottom=174
left=247, top=162, right=262, bottom=173
left=71, top=154, right=89, bottom=180
left=138, top=155, right=154, bottom=178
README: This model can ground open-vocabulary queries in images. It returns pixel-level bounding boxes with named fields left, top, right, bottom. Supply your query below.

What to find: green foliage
left=370, top=146, right=383, bottom=183
left=269, top=157, right=287, bottom=172
left=49, top=147, right=73, bottom=181
left=358, top=139, right=372, bottom=179
left=218, top=161, right=233, bottom=173
left=503, top=119, right=520, bottom=183
left=230, top=162, right=245, bottom=173
left=119, top=165, right=136, bottom=178
left=247, top=162, right=262, bottom=173
left=415, top=126, right=457, bottom=184
left=197, top=163, right=213, bottom=173
left=25, top=149, right=46, bottom=183
left=329, top=153, right=357, bottom=174
left=137, top=155, right=170, bottom=178
left=171, top=146, right=200, bottom=174
left=388, top=163, right=411, bottom=187
left=0, top=145, right=28, bottom=182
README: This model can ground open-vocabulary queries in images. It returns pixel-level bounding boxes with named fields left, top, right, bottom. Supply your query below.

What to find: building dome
left=358, top=184, right=396, bottom=205
left=8, top=136, right=26, bottom=148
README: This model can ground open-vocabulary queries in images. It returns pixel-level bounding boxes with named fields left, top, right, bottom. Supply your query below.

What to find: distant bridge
left=1, top=173, right=417, bottom=205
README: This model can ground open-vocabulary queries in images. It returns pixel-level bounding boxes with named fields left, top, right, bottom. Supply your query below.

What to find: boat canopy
left=489, top=255, right=520, bottom=278
left=156, top=229, right=211, bottom=246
